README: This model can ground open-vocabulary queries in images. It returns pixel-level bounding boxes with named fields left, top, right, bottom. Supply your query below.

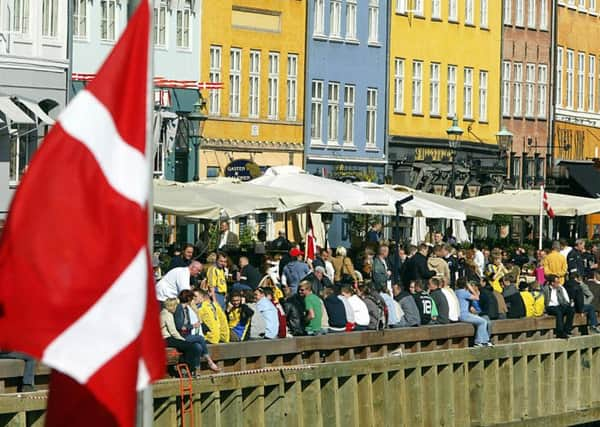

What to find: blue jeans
left=583, top=304, right=598, bottom=327
left=0, top=352, right=35, bottom=386
left=185, top=334, right=209, bottom=358
left=459, top=313, right=491, bottom=344
left=214, top=291, right=226, bottom=311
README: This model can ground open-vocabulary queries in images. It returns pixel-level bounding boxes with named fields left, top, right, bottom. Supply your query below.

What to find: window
left=368, top=0, right=379, bottom=43
left=589, top=55, right=596, bottom=112
left=540, top=0, right=548, bottom=30
left=311, top=81, right=324, bottom=142
left=209, top=46, right=221, bottom=115
left=538, top=64, right=547, bottom=118
left=314, top=0, right=325, bottom=36
left=248, top=51, right=260, bottom=119
left=268, top=52, right=279, bottom=120
left=153, top=1, right=167, bottom=47
left=432, top=0, right=441, bottom=19
left=73, top=0, right=87, bottom=38
left=176, top=1, right=192, bottom=49
left=447, top=65, right=457, bottom=117
left=154, top=132, right=165, bottom=177
left=100, top=0, right=116, bottom=41
left=343, top=85, right=355, bottom=145
left=502, top=61, right=511, bottom=116
left=504, top=0, right=512, bottom=24
left=330, top=0, right=342, bottom=37
left=525, top=63, right=535, bottom=117
left=397, top=0, right=407, bottom=13
left=414, top=0, right=424, bottom=15
left=515, top=0, right=524, bottom=26
left=42, top=0, right=58, bottom=37
left=557, top=47, right=563, bottom=107
left=394, top=58, right=405, bottom=113
left=479, top=70, right=488, bottom=122
left=366, top=88, right=377, bottom=147
left=449, top=0, right=458, bottom=21
left=327, top=82, right=340, bottom=144
left=229, top=48, right=241, bottom=116
left=527, top=0, right=535, bottom=28
left=566, top=49, right=574, bottom=108
left=463, top=68, right=473, bottom=118
left=591, top=0, right=597, bottom=12
left=513, top=63, right=523, bottom=116
left=345, top=0, right=357, bottom=40
left=13, top=0, right=29, bottom=34
left=9, top=130, right=36, bottom=186
left=511, top=156, right=521, bottom=186
left=286, top=54, right=298, bottom=121
left=579, top=0, right=586, bottom=8
left=577, top=52, right=585, bottom=110
left=480, top=0, right=488, bottom=27
left=465, top=0, right=474, bottom=24
left=430, top=63, right=440, bottom=115
left=412, top=61, right=423, bottom=114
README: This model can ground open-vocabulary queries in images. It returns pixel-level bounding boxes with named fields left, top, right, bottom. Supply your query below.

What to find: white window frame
left=42, top=0, right=58, bottom=38
left=527, top=0, right=536, bottom=28
left=311, top=80, right=324, bottom=143
left=513, top=63, right=523, bottom=117
left=447, top=65, right=457, bottom=117
left=566, top=49, right=574, bottom=109
left=502, top=61, right=511, bottom=116
left=538, top=64, right=548, bottom=118
left=153, top=0, right=167, bottom=47
left=504, top=0, right=512, bottom=25
left=345, top=0, right=358, bottom=40
left=449, top=0, right=458, bottom=21
left=314, top=0, right=325, bottom=36
left=589, top=55, right=596, bottom=112
left=480, top=0, right=488, bottom=28
left=248, top=50, right=260, bottom=119
left=515, top=0, right=524, bottom=26
left=73, top=0, right=87, bottom=39
left=465, top=0, right=474, bottom=24
left=577, top=52, right=585, bottom=111
left=432, top=0, right=441, bottom=19
left=229, top=48, right=242, bottom=117
left=394, top=58, right=405, bottom=113
left=327, top=82, right=340, bottom=144
left=578, top=0, right=586, bottom=10
left=479, top=70, right=488, bottom=122
left=209, top=46, right=222, bottom=115
left=540, top=0, right=548, bottom=30
left=397, top=0, right=407, bottom=14
left=557, top=47, right=563, bottom=107
left=463, top=67, right=473, bottom=119
left=414, top=0, right=424, bottom=16
left=366, top=88, right=378, bottom=147
left=412, top=60, right=423, bottom=114
left=268, top=52, right=280, bottom=120
left=13, top=0, right=30, bottom=35
left=343, top=85, right=355, bottom=146
left=286, top=54, right=298, bottom=121
left=525, top=63, right=536, bottom=117
left=591, top=0, right=597, bottom=13
left=176, top=1, right=192, bottom=50
left=100, top=0, right=117, bottom=42
left=330, top=0, right=342, bottom=38
left=368, top=0, right=380, bottom=44
left=430, top=63, right=440, bottom=116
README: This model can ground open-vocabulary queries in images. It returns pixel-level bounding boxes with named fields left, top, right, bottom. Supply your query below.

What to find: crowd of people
left=154, top=220, right=600, bottom=374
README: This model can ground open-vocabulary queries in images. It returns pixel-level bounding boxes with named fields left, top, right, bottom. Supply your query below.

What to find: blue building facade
left=304, top=0, right=388, bottom=181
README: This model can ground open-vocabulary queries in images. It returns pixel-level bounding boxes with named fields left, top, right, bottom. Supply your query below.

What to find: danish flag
left=0, top=2, right=164, bottom=426
left=543, top=189, right=555, bottom=219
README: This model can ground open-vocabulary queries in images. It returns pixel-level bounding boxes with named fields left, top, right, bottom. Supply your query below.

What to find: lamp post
left=446, top=116, right=464, bottom=198
left=495, top=125, right=514, bottom=184
left=186, top=94, right=208, bottom=182
left=321, top=212, right=333, bottom=249
left=393, top=196, right=413, bottom=285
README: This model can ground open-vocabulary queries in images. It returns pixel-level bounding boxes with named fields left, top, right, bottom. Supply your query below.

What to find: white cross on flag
left=0, top=2, right=164, bottom=426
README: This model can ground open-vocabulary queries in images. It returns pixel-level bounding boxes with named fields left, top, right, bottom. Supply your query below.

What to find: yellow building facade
left=387, top=1, right=504, bottom=194
left=199, top=1, right=306, bottom=180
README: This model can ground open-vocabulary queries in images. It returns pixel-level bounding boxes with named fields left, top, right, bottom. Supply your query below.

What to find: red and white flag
left=543, top=189, right=555, bottom=218
left=305, top=212, right=317, bottom=261
left=0, top=2, right=164, bottom=426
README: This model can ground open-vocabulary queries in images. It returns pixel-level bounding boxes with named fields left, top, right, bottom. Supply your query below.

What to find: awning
left=19, top=99, right=55, bottom=125
left=561, top=161, right=600, bottom=198
left=0, top=96, right=34, bottom=124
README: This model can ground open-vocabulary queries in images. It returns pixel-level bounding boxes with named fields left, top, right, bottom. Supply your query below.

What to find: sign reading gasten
left=224, top=159, right=263, bottom=181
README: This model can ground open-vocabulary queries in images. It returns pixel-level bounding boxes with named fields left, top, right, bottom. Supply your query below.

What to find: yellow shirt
left=206, top=265, right=227, bottom=294
left=197, top=300, right=230, bottom=344
left=542, top=252, right=567, bottom=284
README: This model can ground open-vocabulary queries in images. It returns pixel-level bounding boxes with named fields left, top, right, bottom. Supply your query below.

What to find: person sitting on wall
left=543, top=274, right=575, bottom=339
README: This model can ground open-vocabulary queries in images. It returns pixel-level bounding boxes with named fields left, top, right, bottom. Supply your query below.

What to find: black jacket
left=430, top=288, right=449, bottom=324
left=479, top=286, right=499, bottom=320
left=502, top=284, right=526, bottom=319
left=301, top=272, right=332, bottom=296
left=403, top=252, right=435, bottom=284
left=324, top=294, right=347, bottom=328
left=564, top=279, right=585, bottom=313
left=413, top=290, right=435, bottom=325
left=282, top=294, right=306, bottom=336
left=567, top=249, right=585, bottom=277
left=240, top=264, right=261, bottom=290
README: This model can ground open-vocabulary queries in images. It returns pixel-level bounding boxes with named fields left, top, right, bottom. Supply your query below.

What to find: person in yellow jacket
left=194, top=288, right=230, bottom=344
left=206, top=252, right=228, bottom=310
left=542, top=241, right=567, bottom=285
left=519, top=282, right=545, bottom=317
left=485, top=256, right=509, bottom=294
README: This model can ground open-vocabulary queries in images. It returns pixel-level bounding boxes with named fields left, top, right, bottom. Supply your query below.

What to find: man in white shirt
left=217, top=221, right=239, bottom=252
left=543, top=274, right=574, bottom=339
left=156, top=261, right=202, bottom=302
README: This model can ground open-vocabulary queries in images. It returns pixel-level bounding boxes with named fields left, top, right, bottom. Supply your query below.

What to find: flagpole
left=539, top=185, right=544, bottom=251
left=130, top=1, right=154, bottom=427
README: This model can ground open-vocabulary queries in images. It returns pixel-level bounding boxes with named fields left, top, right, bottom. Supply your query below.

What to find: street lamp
left=186, top=94, right=208, bottom=181
left=495, top=126, right=514, bottom=184
left=446, top=116, right=464, bottom=198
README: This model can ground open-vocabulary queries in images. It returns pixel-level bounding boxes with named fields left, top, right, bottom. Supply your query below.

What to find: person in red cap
left=282, top=247, right=311, bottom=294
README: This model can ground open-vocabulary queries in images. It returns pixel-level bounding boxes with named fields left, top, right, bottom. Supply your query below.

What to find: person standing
left=403, top=244, right=436, bottom=283
left=168, top=243, right=194, bottom=271
left=217, top=220, right=239, bottom=252
left=543, top=241, right=568, bottom=285
left=282, top=248, right=311, bottom=294
left=372, top=244, right=392, bottom=292
left=155, top=261, right=202, bottom=302
left=236, top=256, right=261, bottom=290
left=206, top=252, right=228, bottom=310
left=366, top=223, right=382, bottom=244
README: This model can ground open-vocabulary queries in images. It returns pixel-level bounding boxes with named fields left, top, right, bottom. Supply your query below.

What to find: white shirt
left=338, top=295, right=354, bottom=323
left=548, top=286, right=569, bottom=307
left=218, top=231, right=229, bottom=249
left=346, top=294, right=370, bottom=326
left=473, top=250, right=485, bottom=277
left=155, top=266, right=191, bottom=301
left=560, top=247, right=572, bottom=258
left=324, top=260, right=335, bottom=282
left=441, top=287, right=460, bottom=322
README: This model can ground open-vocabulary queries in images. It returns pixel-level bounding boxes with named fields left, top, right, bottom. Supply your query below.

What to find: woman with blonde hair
left=160, top=298, right=201, bottom=374
left=332, top=246, right=356, bottom=284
